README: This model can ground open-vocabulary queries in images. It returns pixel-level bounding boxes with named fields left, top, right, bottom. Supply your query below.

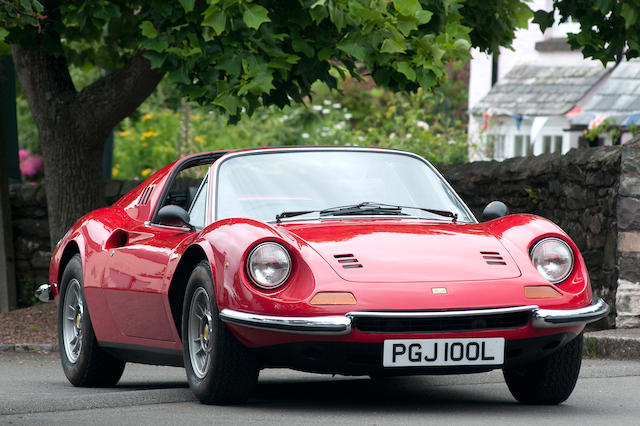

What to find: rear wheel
left=58, top=254, right=125, bottom=386
left=182, top=260, right=259, bottom=404
left=503, top=333, right=583, bottom=404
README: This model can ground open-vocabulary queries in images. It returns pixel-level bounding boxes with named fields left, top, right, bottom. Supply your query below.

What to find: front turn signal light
left=524, top=285, right=562, bottom=299
left=310, top=292, right=357, bottom=305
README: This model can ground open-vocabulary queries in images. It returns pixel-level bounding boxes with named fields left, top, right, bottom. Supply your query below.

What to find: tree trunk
left=11, top=41, right=163, bottom=245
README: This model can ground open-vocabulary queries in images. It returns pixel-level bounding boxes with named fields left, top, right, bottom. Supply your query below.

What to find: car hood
left=279, top=220, right=522, bottom=283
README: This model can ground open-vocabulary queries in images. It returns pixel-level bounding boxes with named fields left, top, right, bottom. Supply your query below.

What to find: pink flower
left=19, top=149, right=29, bottom=163
left=19, top=149, right=44, bottom=178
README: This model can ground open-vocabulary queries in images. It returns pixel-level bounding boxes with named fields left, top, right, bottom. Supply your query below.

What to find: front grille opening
left=353, top=311, right=530, bottom=333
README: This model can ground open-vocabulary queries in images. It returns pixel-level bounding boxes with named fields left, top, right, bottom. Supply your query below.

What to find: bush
left=114, top=66, right=469, bottom=179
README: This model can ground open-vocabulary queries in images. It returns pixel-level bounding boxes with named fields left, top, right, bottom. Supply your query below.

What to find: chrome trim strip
left=219, top=299, right=610, bottom=335
left=143, top=221, right=192, bottom=231
left=347, top=305, right=538, bottom=319
left=35, top=284, right=53, bottom=302
left=219, top=309, right=352, bottom=335
left=531, top=298, right=610, bottom=328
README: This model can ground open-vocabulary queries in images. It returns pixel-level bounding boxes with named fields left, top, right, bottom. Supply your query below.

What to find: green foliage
left=462, top=0, right=532, bottom=53
left=542, top=0, right=640, bottom=63
left=585, top=118, right=622, bottom=143
left=113, top=68, right=468, bottom=179
left=17, top=277, right=38, bottom=308
left=1, top=0, right=531, bottom=119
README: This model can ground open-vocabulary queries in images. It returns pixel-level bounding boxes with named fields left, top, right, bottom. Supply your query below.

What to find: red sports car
left=38, top=147, right=608, bottom=405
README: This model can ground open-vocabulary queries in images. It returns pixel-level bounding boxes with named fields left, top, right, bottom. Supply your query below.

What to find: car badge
left=432, top=287, right=447, bottom=295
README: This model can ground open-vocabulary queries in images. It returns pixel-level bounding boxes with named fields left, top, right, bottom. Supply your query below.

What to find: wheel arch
left=168, top=244, right=212, bottom=340
left=57, top=241, right=81, bottom=288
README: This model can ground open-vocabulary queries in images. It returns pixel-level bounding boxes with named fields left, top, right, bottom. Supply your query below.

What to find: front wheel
left=58, top=254, right=125, bottom=386
left=182, top=260, right=258, bottom=404
left=503, top=333, right=583, bottom=405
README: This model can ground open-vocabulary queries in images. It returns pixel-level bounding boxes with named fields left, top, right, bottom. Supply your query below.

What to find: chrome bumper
left=35, top=284, right=53, bottom=302
left=219, top=298, right=610, bottom=336
left=531, top=297, right=610, bottom=328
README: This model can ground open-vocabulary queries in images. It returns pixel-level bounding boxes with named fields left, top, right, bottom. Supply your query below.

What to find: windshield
left=215, top=150, right=474, bottom=223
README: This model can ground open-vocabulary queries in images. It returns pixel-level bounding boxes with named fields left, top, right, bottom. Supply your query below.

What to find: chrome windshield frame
left=209, top=147, right=477, bottom=226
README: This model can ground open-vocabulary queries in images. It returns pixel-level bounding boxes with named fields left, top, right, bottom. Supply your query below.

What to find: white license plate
left=383, top=338, right=505, bottom=367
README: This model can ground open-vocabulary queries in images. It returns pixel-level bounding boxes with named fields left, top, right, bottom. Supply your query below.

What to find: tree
left=0, top=0, right=531, bottom=245
left=533, top=1, right=640, bottom=65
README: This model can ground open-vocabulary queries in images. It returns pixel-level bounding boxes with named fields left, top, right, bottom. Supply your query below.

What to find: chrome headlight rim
left=246, top=241, right=292, bottom=290
left=530, top=237, right=574, bottom=284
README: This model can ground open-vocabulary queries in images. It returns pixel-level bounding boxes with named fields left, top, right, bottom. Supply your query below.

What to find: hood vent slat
left=481, top=251, right=507, bottom=266
left=334, top=254, right=363, bottom=269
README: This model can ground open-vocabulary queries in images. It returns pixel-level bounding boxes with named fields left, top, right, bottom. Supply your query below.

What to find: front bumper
left=219, top=298, right=609, bottom=336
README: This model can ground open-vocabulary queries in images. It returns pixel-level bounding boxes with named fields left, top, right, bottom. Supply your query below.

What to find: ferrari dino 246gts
left=37, top=147, right=609, bottom=405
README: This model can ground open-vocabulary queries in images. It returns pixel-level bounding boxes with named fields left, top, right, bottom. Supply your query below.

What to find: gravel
left=0, top=303, right=57, bottom=345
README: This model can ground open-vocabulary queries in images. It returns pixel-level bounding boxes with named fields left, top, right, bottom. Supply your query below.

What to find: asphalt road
left=1, top=352, right=639, bottom=425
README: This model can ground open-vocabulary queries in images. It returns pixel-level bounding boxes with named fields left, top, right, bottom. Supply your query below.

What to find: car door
left=103, top=223, right=196, bottom=341
left=103, top=169, right=211, bottom=342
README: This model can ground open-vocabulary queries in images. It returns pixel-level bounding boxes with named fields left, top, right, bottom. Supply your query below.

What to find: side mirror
left=482, top=201, right=509, bottom=221
left=157, top=205, right=194, bottom=230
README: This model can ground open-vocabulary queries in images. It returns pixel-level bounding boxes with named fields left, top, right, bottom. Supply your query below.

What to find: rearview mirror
left=157, top=205, right=194, bottom=230
left=482, top=201, right=509, bottom=221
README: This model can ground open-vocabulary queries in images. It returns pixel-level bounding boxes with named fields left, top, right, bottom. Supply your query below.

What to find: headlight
left=530, top=238, right=574, bottom=284
left=246, top=242, right=292, bottom=290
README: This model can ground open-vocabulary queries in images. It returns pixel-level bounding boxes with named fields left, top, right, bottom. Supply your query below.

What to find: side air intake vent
left=139, top=186, right=155, bottom=205
left=334, top=254, right=363, bottom=269
left=481, top=251, right=506, bottom=266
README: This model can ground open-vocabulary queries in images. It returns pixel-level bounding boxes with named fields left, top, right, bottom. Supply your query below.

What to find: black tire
left=182, top=260, right=258, bottom=404
left=503, top=333, right=583, bottom=405
left=58, top=254, right=125, bottom=387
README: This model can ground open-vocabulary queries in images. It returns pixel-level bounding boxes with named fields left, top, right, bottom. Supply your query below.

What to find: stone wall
left=439, top=145, right=623, bottom=328
left=616, top=142, right=640, bottom=327
left=8, top=180, right=136, bottom=304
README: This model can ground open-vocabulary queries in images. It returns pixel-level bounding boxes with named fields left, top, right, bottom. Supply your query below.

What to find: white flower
left=416, top=120, right=430, bottom=130
left=323, top=99, right=332, bottom=105
left=344, top=113, right=353, bottom=120
left=333, top=103, right=342, bottom=109
left=302, top=133, right=310, bottom=139
left=321, top=132, right=327, bottom=137
left=357, top=136, right=365, bottom=142
left=313, top=105, right=323, bottom=111
left=406, top=133, right=412, bottom=139
left=448, top=139, right=456, bottom=145
left=322, top=108, right=330, bottom=114
left=389, top=133, right=396, bottom=139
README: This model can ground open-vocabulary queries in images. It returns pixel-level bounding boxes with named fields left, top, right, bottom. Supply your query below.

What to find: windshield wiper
left=275, top=202, right=458, bottom=223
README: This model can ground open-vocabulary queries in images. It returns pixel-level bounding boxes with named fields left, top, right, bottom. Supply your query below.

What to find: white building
left=467, top=0, right=625, bottom=161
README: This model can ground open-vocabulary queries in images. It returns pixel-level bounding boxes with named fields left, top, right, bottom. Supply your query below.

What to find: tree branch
left=75, top=52, right=165, bottom=136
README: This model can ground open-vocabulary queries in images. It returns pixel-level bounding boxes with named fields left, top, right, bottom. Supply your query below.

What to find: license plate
left=383, top=337, right=505, bottom=367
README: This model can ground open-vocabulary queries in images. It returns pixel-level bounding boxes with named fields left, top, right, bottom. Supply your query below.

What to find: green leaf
left=394, top=61, right=416, bottom=81
left=309, top=2, right=329, bottom=23
left=143, top=51, right=166, bottom=69
left=454, top=38, right=471, bottom=51
left=0, top=27, right=8, bottom=41
left=393, top=0, right=421, bottom=16
left=622, top=3, right=639, bottom=29
left=178, top=0, right=196, bottom=12
left=532, top=9, right=554, bottom=33
left=143, top=39, right=169, bottom=52
left=415, top=10, right=433, bottom=25
left=243, top=4, right=271, bottom=30
left=213, top=93, right=239, bottom=114
left=139, top=21, right=158, bottom=39
left=337, top=40, right=366, bottom=61
left=202, top=9, right=226, bottom=35
left=381, top=38, right=406, bottom=54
